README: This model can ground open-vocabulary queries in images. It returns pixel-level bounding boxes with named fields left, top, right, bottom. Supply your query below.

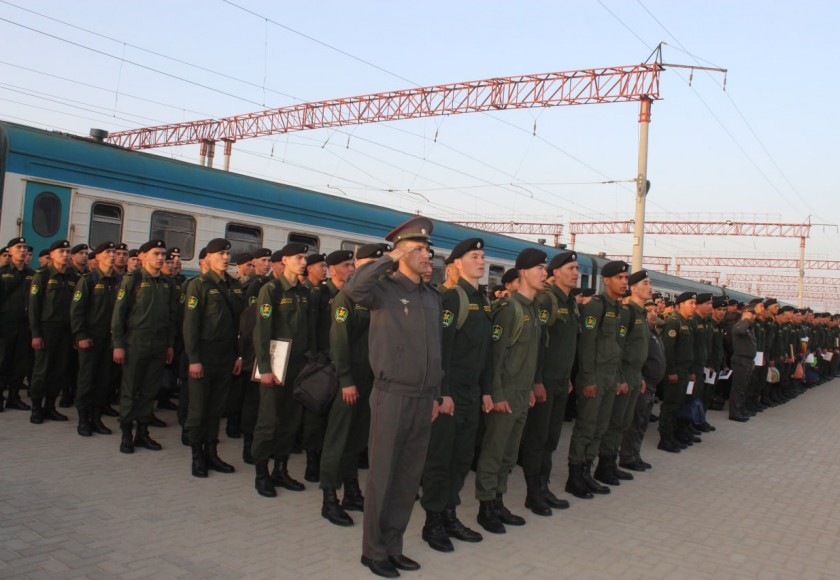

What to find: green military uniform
left=177, top=274, right=199, bottom=429
left=660, top=310, right=693, bottom=442
left=706, top=317, right=726, bottom=410
left=70, top=266, right=121, bottom=431
left=748, top=315, right=766, bottom=409
left=0, top=256, right=35, bottom=409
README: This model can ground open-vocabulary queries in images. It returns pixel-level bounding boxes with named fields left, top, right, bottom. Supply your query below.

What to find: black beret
left=728, top=299, right=738, bottom=306
left=0, top=247, right=6, bottom=254
left=38, top=249, right=50, bottom=258
left=763, top=298, right=778, bottom=308
left=664, top=299, right=675, bottom=307
left=601, top=260, right=629, bottom=278
left=357, top=243, right=390, bottom=260
left=779, top=305, right=795, bottom=313
left=27, top=245, right=33, bottom=252
left=581, top=288, right=596, bottom=297
left=49, top=239, right=70, bottom=252
left=205, top=238, right=231, bottom=254
left=169, top=247, right=182, bottom=256
left=280, top=243, right=309, bottom=258
left=652, top=292, right=662, bottom=299
left=712, top=297, right=728, bottom=308
left=447, top=238, right=484, bottom=264
left=306, top=252, right=326, bottom=266
left=385, top=216, right=433, bottom=244
left=570, top=288, right=583, bottom=297
left=92, top=241, right=115, bottom=256
left=115, top=243, right=129, bottom=251
left=234, top=252, right=253, bottom=265
left=429, top=248, right=435, bottom=258
left=326, top=250, right=354, bottom=266
left=515, top=248, right=547, bottom=270
left=628, top=269, right=649, bottom=286
left=87, top=251, right=96, bottom=260
left=128, top=249, right=139, bottom=258
left=548, top=251, right=577, bottom=272
left=6, top=236, right=26, bottom=248
left=696, top=292, right=713, bottom=305
left=70, top=243, right=89, bottom=254
left=252, top=248, right=272, bottom=259
left=501, top=268, right=519, bottom=285
left=675, top=291, right=696, bottom=305
left=138, top=239, right=166, bottom=253
left=165, top=251, right=175, bottom=261
left=198, top=248, right=207, bottom=260
left=748, top=298, right=763, bottom=306
left=491, top=284, right=505, bottom=294
left=270, top=250, right=284, bottom=263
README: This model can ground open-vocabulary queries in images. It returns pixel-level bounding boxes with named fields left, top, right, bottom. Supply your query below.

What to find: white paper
left=252, top=339, right=293, bottom=384
left=685, top=381, right=695, bottom=395
left=718, top=369, right=733, bottom=380
left=822, top=352, right=833, bottom=362
left=805, top=353, right=815, bottom=365
left=704, top=368, right=716, bottom=385
left=754, top=351, right=764, bottom=367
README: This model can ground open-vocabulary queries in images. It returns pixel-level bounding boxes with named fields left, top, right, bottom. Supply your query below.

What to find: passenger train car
left=0, top=120, right=754, bottom=302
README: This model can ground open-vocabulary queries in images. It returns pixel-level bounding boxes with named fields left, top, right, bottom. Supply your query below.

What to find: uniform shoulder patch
left=335, top=306, right=349, bottom=323
left=668, top=329, right=677, bottom=338
left=538, top=309, right=550, bottom=325
left=492, top=325, right=503, bottom=341
left=30, top=284, right=39, bottom=295
left=260, top=304, right=272, bottom=318
left=619, top=325, right=627, bottom=338
left=117, top=288, right=126, bottom=301
left=187, top=296, right=198, bottom=309
left=584, top=315, right=597, bottom=330
left=73, top=290, right=82, bottom=302
left=248, top=296, right=256, bottom=306
left=441, top=310, right=454, bottom=328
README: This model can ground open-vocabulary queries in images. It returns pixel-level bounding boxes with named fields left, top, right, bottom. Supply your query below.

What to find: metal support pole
left=799, top=236, right=806, bottom=308
left=570, top=232, right=576, bottom=250
left=199, top=141, right=208, bottom=166
left=632, top=97, right=652, bottom=273
left=223, top=139, right=233, bottom=171
left=206, top=141, right=216, bottom=169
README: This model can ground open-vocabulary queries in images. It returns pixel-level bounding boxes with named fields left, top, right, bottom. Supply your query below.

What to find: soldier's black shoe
left=270, top=458, right=305, bottom=491
left=442, top=506, right=482, bottom=542
left=134, top=424, right=162, bottom=451
left=583, top=463, right=611, bottom=495
left=5, top=392, right=31, bottom=411
left=494, top=497, right=526, bottom=526
left=150, top=414, right=167, bottom=428
left=672, top=435, right=688, bottom=449
left=657, top=437, right=681, bottom=453
left=619, top=459, right=647, bottom=472
left=388, top=555, right=420, bottom=571
left=120, top=422, right=135, bottom=454
left=255, top=461, right=276, bottom=498
left=43, top=407, right=68, bottom=421
left=615, top=466, right=634, bottom=481
left=360, top=555, right=400, bottom=578
left=30, top=399, right=44, bottom=425
left=593, top=457, right=620, bottom=486
left=322, top=489, right=353, bottom=527
left=638, top=458, right=652, bottom=470
left=77, top=410, right=92, bottom=437
left=540, top=476, right=569, bottom=509
left=341, top=478, right=365, bottom=512
left=729, top=416, right=749, bottom=422
left=191, top=443, right=208, bottom=478
left=524, top=476, right=552, bottom=516
left=304, top=449, right=321, bottom=483
left=476, top=500, right=506, bottom=534
left=101, top=405, right=119, bottom=417
left=702, top=421, right=716, bottom=432
left=225, top=416, right=242, bottom=439
left=205, top=441, right=235, bottom=473
left=565, top=463, right=594, bottom=499
left=689, top=424, right=703, bottom=435
left=422, top=511, right=454, bottom=552
left=91, top=413, right=112, bottom=435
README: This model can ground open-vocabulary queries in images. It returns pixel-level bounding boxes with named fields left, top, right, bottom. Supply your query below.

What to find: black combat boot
left=494, top=495, right=525, bottom=526
left=582, top=461, right=610, bottom=494
left=593, top=456, right=620, bottom=486
left=120, top=422, right=135, bottom=454
left=442, top=505, right=482, bottom=542
left=611, top=454, right=634, bottom=481
left=540, top=476, right=569, bottom=509
left=304, top=449, right=321, bottom=483
left=321, top=488, right=353, bottom=526
left=29, top=398, right=44, bottom=425
left=191, top=443, right=208, bottom=478
left=476, top=500, right=506, bottom=534
left=90, top=411, right=112, bottom=435
left=77, top=409, right=92, bottom=437
left=134, top=422, right=162, bottom=450
left=254, top=460, right=276, bottom=498
left=422, top=510, right=454, bottom=552
left=225, top=414, right=242, bottom=439
left=242, top=434, right=255, bottom=465
left=341, top=478, right=364, bottom=511
left=270, top=457, right=305, bottom=491
left=6, top=389, right=31, bottom=411
left=205, top=441, right=235, bottom=473
left=565, top=463, right=594, bottom=499
left=524, top=476, right=552, bottom=516
left=657, top=436, right=681, bottom=453
left=43, top=400, right=68, bottom=421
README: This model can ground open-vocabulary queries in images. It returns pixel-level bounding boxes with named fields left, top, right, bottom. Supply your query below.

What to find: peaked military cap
left=356, top=243, right=390, bottom=260
left=306, top=252, right=326, bottom=266
left=696, top=292, right=713, bottom=305
left=385, top=216, right=433, bottom=244
left=601, top=260, right=629, bottom=278
left=644, top=299, right=656, bottom=307
left=6, top=236, right=26, bottom=248
left=70, top=243, right=89, bottom=255
left=515, top=248, right=547, bottom=270
left=205, top=238, right=231, bottom=254
left=234, top=252, right=253, bottom=265
left=49, top=239, right=70, bottom=252
left=138, top=239, right=166, bottom=253
left=326, top=250, right=354, bottom=266
left=92, top=241, right=115, bottom=256
left=253, top=248, right=272, bottom=259
left=675, top=291, right=696, bottom=305
left=628, top=269, right=649, bottom=286
left=548, top=251, right=577, bottom=272
left=446, top=238, right=484, bottom=264
left=280, top=243, right=309, bottom=258
left=501, top=268, right=519, bottom=285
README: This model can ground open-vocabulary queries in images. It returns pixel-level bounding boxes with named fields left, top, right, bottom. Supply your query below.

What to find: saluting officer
left=0, top=236, right=35, bottom=412
left=520, top=250, right=579, bottom=516
left=183, top=238, right=244, bottom=478
left=420, top=238, right=491, bottom=550
left=29, top=239, right=78, bottom=424
left=658, top=291, right=697, bottom=452
left=111, top=239, right=177, bottom=454
left=70, top=241, right=121, bottom=437
left=729, top=304, right=757, bottom=422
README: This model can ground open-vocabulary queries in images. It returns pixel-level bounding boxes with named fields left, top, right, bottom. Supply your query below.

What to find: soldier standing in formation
left=658, top=292, right=697, bottom=453
left=0, top=237, right=35, bottom=412
left=729, top=304, right=757, bottom=422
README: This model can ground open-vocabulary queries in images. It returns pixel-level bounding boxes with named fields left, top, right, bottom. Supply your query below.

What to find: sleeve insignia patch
left=73, top=290, right=82, bottom=302
left=30, top=285, right=39, bottom=295
left=619, top=325, right=627, bottom=337
left=335, top=306, right=349, bottom=323
left=260, top=304, right=272, bottom=318
left=538, top=310, right=549, bottom=325
left=441, top=310, right=454, bottom=328
left=492, top=325, right=503, bottom=341
left=117, top=289, right=125, bottom=301
left=668, top=329, right=677, bottom=337
left=584, top=316, right=597, bottom=330
left=187, top=296, right=198, bottom=309
left=248, top=296, right=256, bottom=306
left=179, top=294, right=186, bottom=304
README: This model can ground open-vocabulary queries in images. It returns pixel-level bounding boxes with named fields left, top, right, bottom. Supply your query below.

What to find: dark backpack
left=293, top=355, right=339, bottom=415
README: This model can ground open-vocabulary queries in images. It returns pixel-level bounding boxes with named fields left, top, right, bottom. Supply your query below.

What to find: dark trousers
left=302, top=408, right=328, bottom=451
left=658, top=374, right=687, bottom=438
left=362, top=386, right=432, bottom=561
left=600, top=380, right=641, bottom=456
left=238, top=373, right=261, bottom=436
left=520, top=376, right=569, bottom=478
left=185, top=356, right=234, bottom=444
left=730, top=356, right=754, bottom=418
left=320, top=378, right=373, bottom=490
left=1, top=322, right=33, bottom=395
left=30, top=323, right=73, bottom=404
left=421, top=384, right=481, bottom=511
left=75, top=337, right=112, bottom=413
left=119, top=340, right=166, bottom=425
left=620, top=385, right=655, bottom=463
left=251, top=362, right=304, bottom=462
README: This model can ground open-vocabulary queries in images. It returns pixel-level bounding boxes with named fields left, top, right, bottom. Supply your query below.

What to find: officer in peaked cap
left=0, top=236, right=36, bottom=412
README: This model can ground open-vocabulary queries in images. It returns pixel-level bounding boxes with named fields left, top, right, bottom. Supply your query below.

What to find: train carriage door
left=22, top=181, right=71, bottom=251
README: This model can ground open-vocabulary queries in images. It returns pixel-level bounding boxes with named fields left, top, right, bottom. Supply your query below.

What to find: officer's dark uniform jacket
left=29, top=264, right=78, bottom=337
left=732, top=319, right=757, bottom=360
left=535, top=284, right=578, bottom=383
left=330, top=289, right=372, bottom=389
left=253, top=274, right=315, bottom=377
left=440, top=278, right=493, bottom=398
left=0, top=263, right=35, bottom=326
left=343, top=255, right=442, bottom=398
left=70, top=268, right=121, bottom=340
left=183, top=270, right=244, bottom=363
left=662, top=311, right=694, bottom=378
left=111, top=268, right=177, bottom=349
left=617, top=300, right=650, bottom=386
left=576, top=293, right=622, bottom=388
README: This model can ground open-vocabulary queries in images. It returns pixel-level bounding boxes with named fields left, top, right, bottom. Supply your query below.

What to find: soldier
left=501, top=268, right=519, bottom=297
left=70, top=241, right=121, bottom=437
left=520, top=250, right=579, bottom=516
left=343, top=217, right=444, bottom=578
left=305, top=252, right=328, bottom=289
left=251, top=242, right=315, bottom=498
left=319, top=244, right=387, bottom=527
left=183, top=238, right=243, bottom=478
left=29, top=240, right=78, bottom=424
left=111, top=239, right=177, bottom=454
left=686, top=292, right=713, bottom=435
left=474, top=248, right=545, bottom=534
left=729, top=304, right=757, bottom=422
left=745, top=299, right=766, bottom=414
left=70, top=243, right=89, bottom=275
left=595, top=269, right=651, bottom=484
left=113, top=243, right=129, bottom=276
left=437, top=257, right=459, bottom=293
left=87, top=252, right=98, bottom=273
left=234, top=252, right=255, bottom=281
left=0, top=246, right=8, bottom=268
left=0, top=236, right=35, bottom=412
left=37, top=249, right=51, bottom=269
left=127, top=249, right=141, bottom=272
left=658, top=291, right=697, bottom=453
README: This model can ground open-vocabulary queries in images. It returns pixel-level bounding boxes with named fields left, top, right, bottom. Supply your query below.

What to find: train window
left=89, top=203, right=122, bottom=248
left=289, top=233, right=319, bottom=252
left=32, top=191, right=62, bottom=237
left=430, top=255, right=445, bottom=286
left=226, top=223, right=262, bottom=256
left=150, top=211, right=195, bottom=260
left=488, top=265, right=504, bottom=287
left=341, top=240, right=365, bottom=252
